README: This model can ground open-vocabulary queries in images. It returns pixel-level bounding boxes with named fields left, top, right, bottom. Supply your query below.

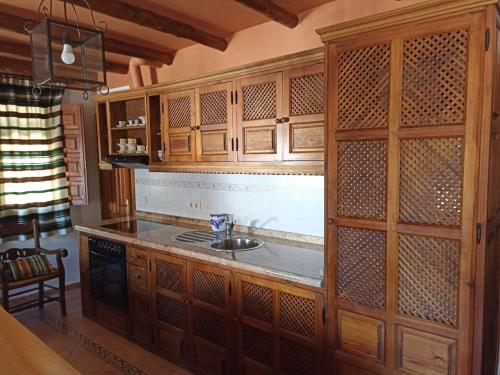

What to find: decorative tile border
left=38, top=311, right=147, bottom=375
left=135, top=177, right=323, bottom=195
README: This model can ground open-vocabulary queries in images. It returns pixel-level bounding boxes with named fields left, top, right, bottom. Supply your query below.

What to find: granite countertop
left=75, top=217, right=324, bottom=288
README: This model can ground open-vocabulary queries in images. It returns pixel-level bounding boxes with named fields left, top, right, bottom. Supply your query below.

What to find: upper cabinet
left=236, top=72, right=283, bottom=162
left=195, top=82, right=234, bottom=162
left=283, top=64, right=325, bottom=161
left=94, top=49, right=325, bottom=174
left=163, top=89, right=196, bottom=162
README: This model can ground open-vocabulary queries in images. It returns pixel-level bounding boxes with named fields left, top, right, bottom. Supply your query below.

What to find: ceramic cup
left=117, top=144, right=126, bottom=153
left=127, top=138, right=137, bottom=144
left=138, top=116, right=147, bottom=124
left=136, top=145, right=146, bottom=153
left=210, top=214, right=229, bottom=232
left=127, top=143, right=137, bottom=152
left=127, top=120, right=134, bottom=126
left=157, top=150, right=163, bottom=160
left=133, top=119, right=140, bottom=125
left=118, top=120, right=126, bottom=127
left=119, top=138, right=126, bottom=144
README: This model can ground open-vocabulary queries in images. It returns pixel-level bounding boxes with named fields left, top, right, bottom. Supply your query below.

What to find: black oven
left=88, top=237, right=128, bottom=311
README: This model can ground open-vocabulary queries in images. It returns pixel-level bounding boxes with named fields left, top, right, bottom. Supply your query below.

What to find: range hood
left=104, top=155, right=149, bottom=169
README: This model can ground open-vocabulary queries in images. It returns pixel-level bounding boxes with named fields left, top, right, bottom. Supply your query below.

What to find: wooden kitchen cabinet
left=282, top=64, right=325, bottom=161
left=188, top=262, right=233, bottom=374
left=235, top=273, right=325, bottom=375
left=195, top=82, right=235, bottom=162
left=236, top=72, right=283, bottom=162
left=151, top=252, right=189, bottom=367
left=162, top=89, right=196, bottom=162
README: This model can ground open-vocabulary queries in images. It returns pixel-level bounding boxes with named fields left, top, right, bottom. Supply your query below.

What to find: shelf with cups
left=111, top=125, right=147, bottom=131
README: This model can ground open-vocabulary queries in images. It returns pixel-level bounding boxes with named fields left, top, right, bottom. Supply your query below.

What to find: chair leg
left=38, top=282, right=44, bottom=309
left=59, top=274, right=66, bottom=316
left=2, top=286, right=9, bottom=312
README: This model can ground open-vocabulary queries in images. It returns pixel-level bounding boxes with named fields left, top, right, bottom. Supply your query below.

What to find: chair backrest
left=0, top=220, right=41, bottom=261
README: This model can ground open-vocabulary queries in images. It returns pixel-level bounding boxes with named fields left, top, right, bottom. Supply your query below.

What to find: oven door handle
left=89, top=249, right=125, bottom=263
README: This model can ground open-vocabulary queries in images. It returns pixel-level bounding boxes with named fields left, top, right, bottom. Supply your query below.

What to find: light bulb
left=61, top=33, right=75, bottom=65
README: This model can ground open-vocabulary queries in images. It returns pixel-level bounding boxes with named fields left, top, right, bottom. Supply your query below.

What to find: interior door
left=236, top=72, right=283, bottom=162
left=151, top=253, right=189, bottom=367
left=282, top=64, right=325, bottom=161
left=195, top=82, right=235, bottom=162
left=162, top=89, right=196, bottom=162
left=326, top=14, right=483, bottom=374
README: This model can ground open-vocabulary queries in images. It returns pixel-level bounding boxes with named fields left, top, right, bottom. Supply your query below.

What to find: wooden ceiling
left=0, top=0, right=334, bottom=76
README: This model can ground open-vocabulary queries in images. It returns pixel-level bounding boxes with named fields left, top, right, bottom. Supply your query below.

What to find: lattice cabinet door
left=195, top=82, right=235, bottom=162
left=282, top=63, right=325, bottom=161
left=325, top=12, right=484, bottom=375
left=188, top=261, right=233, bottom=375
left=235, top=273, right=325, bottom=375
left=162, top=89, right=196, bottom=162
left=236, top=72, right=283, bottom=162
left=150, top=252, right=189, bottom=367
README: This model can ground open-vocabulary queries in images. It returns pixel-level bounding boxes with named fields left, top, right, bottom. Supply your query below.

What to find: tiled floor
left=13, top=288, right=190, bottom=375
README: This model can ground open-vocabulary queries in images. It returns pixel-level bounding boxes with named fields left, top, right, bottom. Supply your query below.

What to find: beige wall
left=0, top=90, right=101, bottom=286
left=106, top=0, right=426, bottom=88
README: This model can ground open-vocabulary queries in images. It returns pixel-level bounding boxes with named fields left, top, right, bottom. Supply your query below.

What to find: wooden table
left=0, top=307, right=79, bottom=374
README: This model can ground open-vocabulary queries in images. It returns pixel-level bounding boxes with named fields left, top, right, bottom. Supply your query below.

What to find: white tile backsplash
left=134, top=170, right=324, bottom=237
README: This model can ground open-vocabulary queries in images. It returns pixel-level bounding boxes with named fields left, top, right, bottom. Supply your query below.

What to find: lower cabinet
left=149, top=252, right=325, bottom=375
left=235, top=273, right=325, bottom=375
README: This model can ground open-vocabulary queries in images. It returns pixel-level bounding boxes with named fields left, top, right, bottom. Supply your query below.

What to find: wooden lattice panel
left=338, top=140, right=387, bottom=220
left=192, top=268, right=225, bottom=307
left=338, top=43, right=390, bottom=129
left=157, top=294, right=185, bottom=329
left=167, top=96, right=191, bottom=128
left=156, top=260, right=183, bottom=293
left=243, top=81, right=277, bottom=121
left=200, top=90, right=227, bottom=126
left=193, top=307, right=226, bottom=347
left=401, top=29, right=468, bottom=127
left=290, top=73, right=324, bottom=116
left=398, top=234, right=460, bottom=326
left=336, top=227, right=386, bottom=309
left=399, top=137, right=464, bottom=226
left=242, top=324, right=273, bottom=367
left=279, top=292, right=315, bottom=338
left=242, top=281, right=273, bottom=324
left=279, top=337, right=316, bottom=375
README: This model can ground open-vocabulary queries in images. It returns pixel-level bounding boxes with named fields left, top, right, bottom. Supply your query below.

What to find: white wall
left=0, top=90, right=101, bottom=287
left=135, top=170, right=324, bottom=237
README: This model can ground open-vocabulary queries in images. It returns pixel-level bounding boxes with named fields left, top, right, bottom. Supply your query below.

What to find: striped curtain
left=0, top=77, right=72, bottom=243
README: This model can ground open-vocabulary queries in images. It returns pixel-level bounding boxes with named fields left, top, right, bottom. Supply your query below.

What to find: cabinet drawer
left=130, top=287, right=149, bottom=316
left=128, top=265, right=148, bottom=291
left=127, top=247, right=148, bottom=268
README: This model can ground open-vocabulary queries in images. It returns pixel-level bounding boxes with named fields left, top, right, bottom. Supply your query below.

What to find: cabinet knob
left=327, top=218, right=334, bottom=225
left=275, top=118, right=282, bottom=124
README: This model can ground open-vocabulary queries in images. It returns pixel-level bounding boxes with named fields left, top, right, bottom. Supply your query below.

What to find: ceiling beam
left=69, top=0, right=228, bottom=51
left=0, top=56, right=32, bottom=77
left=235, top=0, right=298, bottom=28
left=0, top=10, right=173, bottom=65
left=0, top=39, right=129, bottom=75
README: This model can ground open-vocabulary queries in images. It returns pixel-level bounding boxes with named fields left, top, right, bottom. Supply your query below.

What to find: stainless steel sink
left=210, top=237, right=264, bottom=252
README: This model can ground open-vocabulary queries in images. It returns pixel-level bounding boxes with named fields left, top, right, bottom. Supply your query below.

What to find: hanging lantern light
left=26, top=0, right=108, bottom=99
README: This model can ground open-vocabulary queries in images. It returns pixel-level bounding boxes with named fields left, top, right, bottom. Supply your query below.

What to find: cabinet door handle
left=231, top=138, right=234, bottom=151
left=282, top=116, right=290, bottom=123
left=275, top=118, right=282, bottom=124
left=235, top=138, right=239, bottom=151
left=327, top=218, right=334, bottom=225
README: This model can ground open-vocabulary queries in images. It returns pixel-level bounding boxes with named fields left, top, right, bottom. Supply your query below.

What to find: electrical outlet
left=189, top=200, right=202, bottom=211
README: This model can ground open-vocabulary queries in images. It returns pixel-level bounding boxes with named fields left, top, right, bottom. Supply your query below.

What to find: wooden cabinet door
left=188, top=261, right=233, bottom=375
left=151, top=253, right=189, bottom=367
left=195, top=82, right=235, bottom=162
left=99, top=167, right=134, bottom=219
left=236, top=72, right=283, bottom=162
left=326, top=14, right=484, bottom=374
left=162, top=89, right=196, bottom=162
left=235, top=273, right=324, bottom=375
left=283, top=64, right=325, bottom=161
left=62, top=103, right=88, bottom=204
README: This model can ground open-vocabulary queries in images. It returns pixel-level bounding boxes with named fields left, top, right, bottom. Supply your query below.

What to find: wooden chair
left=0, top=219, right=68, bottom=315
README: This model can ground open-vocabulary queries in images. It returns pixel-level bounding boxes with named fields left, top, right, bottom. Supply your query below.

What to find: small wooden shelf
left=111, top=126, right=146, bottom=131
left=111, top=152, right=148, bottom=156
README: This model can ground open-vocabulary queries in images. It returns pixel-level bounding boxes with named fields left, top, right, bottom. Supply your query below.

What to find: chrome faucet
left=226, top=220, right=235, bottom=239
